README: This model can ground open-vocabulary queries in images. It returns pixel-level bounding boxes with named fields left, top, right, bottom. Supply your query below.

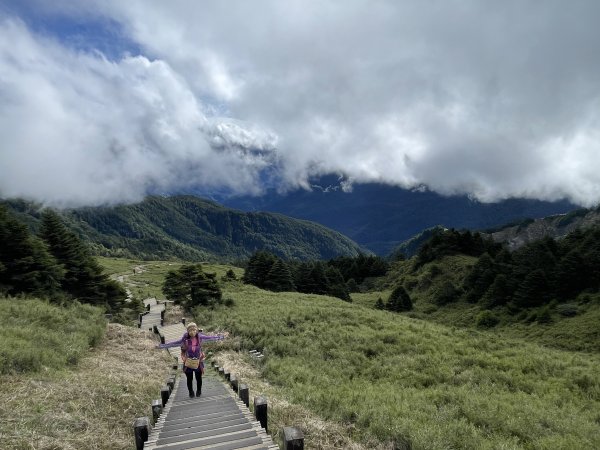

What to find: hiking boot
left=188, top=390, right=195, bottom=398
left=196, top=390, right=202, bottom=397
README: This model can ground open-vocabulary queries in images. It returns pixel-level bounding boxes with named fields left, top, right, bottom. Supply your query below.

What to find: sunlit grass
left=95, top=257, right=600, bottom=448
left=0, top=297, right=106, bottom=374
left=199, top=282, right=600, bottom=449
left=0, top=323, right=173, bottom=449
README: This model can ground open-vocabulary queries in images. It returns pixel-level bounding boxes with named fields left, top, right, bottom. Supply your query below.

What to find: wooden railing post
left=166, top=376, right=175, bottom=392
left=230, top=374, right=238, bottom=392
left=283, top=427, right=304, bottom=450
left=254, top=396, right=268, bottom=432
left=160, top=385, right=170, bottom=406
left=181, top=318, right=186, bottom=325
left=224, top=370, right=231, bottom=382
left=239, top=383, right=249, bottom=407
left=133, top=417, right=150, bottom=450
left=151, top=399, right=162, bottom=424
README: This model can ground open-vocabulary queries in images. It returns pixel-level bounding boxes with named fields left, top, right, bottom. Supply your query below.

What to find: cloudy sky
left=1, top=0, right=599, bottom=207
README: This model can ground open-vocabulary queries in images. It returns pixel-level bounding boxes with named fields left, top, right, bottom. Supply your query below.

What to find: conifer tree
left=512, top=269, right=549, bottom=308
left=39, top=209, right=125, bottom=310
left=324, top=265, right=351, bottom=301
left=0, top=206, right=64, bottom=297
left=265, top=259, right=296, bottom=292
left=293, top=262, right=314, bottom=293
left=162, top=264, right=222, bottom=308
left=433, top=280, right=460, bottom=306
left=306, top=262, right=329, bottom=295
left=243, top=251, right=277, bottom=288
left=463, top=253, right=497, bottom=303
left=553, top=250, right=585, bottom=300
left=481, top=274, right=510, bottom=309
left=386, top=285, right=413, bottom=312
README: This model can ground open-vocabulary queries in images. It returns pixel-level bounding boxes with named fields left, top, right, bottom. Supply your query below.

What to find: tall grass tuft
left=0, top=296, right=105, bottom=374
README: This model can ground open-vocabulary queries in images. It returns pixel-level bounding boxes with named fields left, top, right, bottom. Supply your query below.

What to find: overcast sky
left=1, top=0, right=600, bottom=207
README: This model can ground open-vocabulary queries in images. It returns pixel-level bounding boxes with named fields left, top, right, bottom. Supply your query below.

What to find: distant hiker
left=158, top=322, right=224, bottom=398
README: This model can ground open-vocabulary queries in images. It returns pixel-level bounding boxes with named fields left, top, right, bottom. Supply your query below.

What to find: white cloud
left=0, top=18, right=276, bottom=206
left=3, top=1, right=600, bottom=206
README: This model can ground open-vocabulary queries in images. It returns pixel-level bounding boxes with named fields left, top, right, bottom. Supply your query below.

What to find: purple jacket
left=158, top=332, right=224, bottom=353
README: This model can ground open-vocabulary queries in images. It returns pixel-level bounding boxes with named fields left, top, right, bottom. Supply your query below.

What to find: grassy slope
left=0, top=298, right=106, bottom=373
left=96, top=257, right=600, bottom=449
left=376, top=255, right=600, bottom=353
left=198, top=281, right=600, bottom=450
left=0, top=296, right=174, bottom=449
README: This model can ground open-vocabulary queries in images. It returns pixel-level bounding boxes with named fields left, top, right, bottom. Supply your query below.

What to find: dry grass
left=0, top=324, right=174, bottom=450
left=213, top=351, right=390, bottom=450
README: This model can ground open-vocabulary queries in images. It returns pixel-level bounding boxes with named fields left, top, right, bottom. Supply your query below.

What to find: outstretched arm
left=198, top=333, right=225, bottom=342
left=156, top=337, right=184, bottom=349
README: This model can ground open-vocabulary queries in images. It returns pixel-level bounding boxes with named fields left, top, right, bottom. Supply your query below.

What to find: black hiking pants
left=186, top=369, right=202, bottom=394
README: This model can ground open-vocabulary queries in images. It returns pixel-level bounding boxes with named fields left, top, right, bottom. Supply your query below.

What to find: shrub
left=537, top=306, right=553, bottom=324
left=476, top=310, right=500, bottom=328
left=386, top=286, right=413, bottom=312
left=434, top=281, right=461, bottom=306
left=557, top=303, right=578, bottom=317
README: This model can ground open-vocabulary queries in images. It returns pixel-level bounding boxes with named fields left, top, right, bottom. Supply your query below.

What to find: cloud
left=3, top=1, right=600, bottom=206
left=0, top=17, right=277, bottom=206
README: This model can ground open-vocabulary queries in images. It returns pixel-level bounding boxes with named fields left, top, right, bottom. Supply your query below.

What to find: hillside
left=196, top=278, right=600, bottom=449
left=486, top=207, right=600, bottom=250
left=1, top=196, right=365, bottom=261
left=219, top=175, right=577, bottom=255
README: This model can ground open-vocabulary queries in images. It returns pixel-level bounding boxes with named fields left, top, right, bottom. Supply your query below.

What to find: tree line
left=0, top=206, right=125, bottom=311
left=242, top=251, right=389, bottom=301
left=416, top=226, right=600, bottom=314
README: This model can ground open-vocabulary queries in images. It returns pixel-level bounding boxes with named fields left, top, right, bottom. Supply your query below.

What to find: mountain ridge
left=218, top=176, right=578, bottom=255
left=1, top=195, right=365, bottom=261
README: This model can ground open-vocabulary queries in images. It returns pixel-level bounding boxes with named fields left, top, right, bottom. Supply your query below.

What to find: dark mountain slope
left=2, top=196, right=365, bottom=261
left=220, top=176, right=577, bottom=255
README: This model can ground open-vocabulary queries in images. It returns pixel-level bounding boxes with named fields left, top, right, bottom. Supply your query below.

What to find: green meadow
left=0, top=297, right=106, bottom=374
left=94, top=258, right=600, bottom=449
left=199, top=280, right=600, bottom=449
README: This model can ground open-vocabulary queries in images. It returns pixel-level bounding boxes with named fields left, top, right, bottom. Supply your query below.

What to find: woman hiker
left=158, top=322, right=224, bottom=398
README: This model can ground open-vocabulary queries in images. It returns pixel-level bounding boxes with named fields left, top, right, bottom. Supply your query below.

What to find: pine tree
left=306, top=262, right=329, bottom=295
left=553, top=250, right=585, bottom=300
left=162, top=270, right=188, bottom=304
left=190, top=271, right=222, bottom=307
left=163, top=264, right=222, bottom=308
left=481, top=274, right=510, bottom=309
left=39, top=209, right=125, bottom=310
left=386, top=285, right=413, bottom=312
left=0, top=206, right=64, bottom=297
left=324, top=266, right=351, bottom=301
left=463, top=253, right=497, bottom=303
left=293, top=262, right=314, bottom=293
left=243, top=251, right=277, bottom=288
left=433, top=281, right=460, bottom=306
left=265, top=259, right=296, bottom=292
left=512, top=269, right=549, bottom=308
